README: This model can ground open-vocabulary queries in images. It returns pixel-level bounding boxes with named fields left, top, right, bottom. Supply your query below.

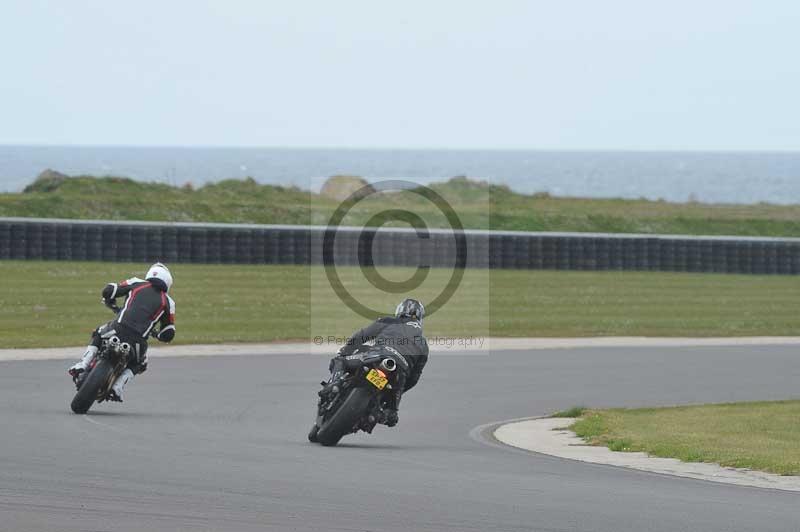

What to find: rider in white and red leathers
left=68, top=263, right=176, bottom=401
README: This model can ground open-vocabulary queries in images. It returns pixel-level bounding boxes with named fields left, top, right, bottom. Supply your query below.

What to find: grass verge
left=571, top=401, right=800, bottom=475
left=1, top=260, right=799, bottom=348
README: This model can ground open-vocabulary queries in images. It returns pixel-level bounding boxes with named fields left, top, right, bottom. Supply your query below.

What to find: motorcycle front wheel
left=308, top=424, right=320, bottom=443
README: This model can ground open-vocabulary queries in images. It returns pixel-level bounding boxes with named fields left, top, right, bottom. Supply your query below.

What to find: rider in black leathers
left=327, top=298, right=428, bottom=427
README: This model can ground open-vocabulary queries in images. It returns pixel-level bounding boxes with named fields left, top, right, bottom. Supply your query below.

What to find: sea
left=1, top=145, right=799, bottom=205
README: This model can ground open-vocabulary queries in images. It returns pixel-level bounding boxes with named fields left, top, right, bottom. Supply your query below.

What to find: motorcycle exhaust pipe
left=380, top=358, right=397, bottom=372
left=119, top=342, right=131, bottom=354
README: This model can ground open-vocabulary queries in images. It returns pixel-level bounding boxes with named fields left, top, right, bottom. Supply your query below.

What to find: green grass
left=1, top=261, right=799, bottom=348
left=4, top=174, right=800, bottom=236
left=571, top=401, right=800, bottom=475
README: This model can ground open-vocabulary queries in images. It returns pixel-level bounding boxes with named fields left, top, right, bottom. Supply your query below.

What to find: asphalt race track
left=2, top=346, right=799, bottom=532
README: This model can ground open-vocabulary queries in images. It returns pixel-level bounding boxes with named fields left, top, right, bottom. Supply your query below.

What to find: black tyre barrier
left=1, top=218, right=799, bottom=275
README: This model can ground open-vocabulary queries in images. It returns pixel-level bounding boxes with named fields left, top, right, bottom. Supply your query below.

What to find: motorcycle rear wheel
left=316, top=386, right=375, bottom=447
left=70, top=359, right=116, bottom=414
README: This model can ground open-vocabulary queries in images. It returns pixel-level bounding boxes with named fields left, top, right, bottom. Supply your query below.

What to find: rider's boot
left=319, top=357, right=346, bottom=397
left=381, top=388, right=402, bottom=427
left=109, top=368, right=134, bottom=402
left=68, top=346, right=98, bottom=382
left=318, top=375, right=342, bottom=397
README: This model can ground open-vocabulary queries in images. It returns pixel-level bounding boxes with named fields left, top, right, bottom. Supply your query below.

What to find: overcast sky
left=1, top=1, right=798, bottom=150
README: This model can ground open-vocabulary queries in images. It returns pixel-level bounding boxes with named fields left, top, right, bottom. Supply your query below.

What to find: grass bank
left=571, top=401, right=800, bottom=475
left=1, top=261, right=799, bottom=348
left=4, top=175, right=800, bottom=236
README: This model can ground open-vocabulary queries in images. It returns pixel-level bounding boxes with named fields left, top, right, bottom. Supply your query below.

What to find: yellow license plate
left=365, top=368, right=388, bottom=390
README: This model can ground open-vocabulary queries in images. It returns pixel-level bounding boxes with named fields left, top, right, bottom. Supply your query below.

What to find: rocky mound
left=23, top=169, right=70, bottom=193
left=320, top=175, right=374, bottom=201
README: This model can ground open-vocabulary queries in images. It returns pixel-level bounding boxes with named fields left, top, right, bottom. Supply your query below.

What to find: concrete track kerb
left=492, top=417, right=800, bottom=493
left=4, top=336, right=800, bottom=361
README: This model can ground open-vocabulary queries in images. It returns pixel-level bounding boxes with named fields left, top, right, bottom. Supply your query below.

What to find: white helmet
left=145, top=262, right=173, bottom=292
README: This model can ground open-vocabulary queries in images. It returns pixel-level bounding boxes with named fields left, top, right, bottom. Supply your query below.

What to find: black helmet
left=395, top=298, right=425, bottom=322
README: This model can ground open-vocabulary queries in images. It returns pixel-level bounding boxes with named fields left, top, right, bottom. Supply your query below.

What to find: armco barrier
left=1, top=217, right=800, bottom=274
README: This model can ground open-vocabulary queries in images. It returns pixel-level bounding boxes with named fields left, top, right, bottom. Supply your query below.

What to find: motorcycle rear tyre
left=316, top=386, right=375, bottom=447
left=70, top=359, right=115, bottom=414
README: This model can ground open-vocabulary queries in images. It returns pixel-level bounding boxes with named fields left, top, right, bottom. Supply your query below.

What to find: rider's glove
left=336, top=345, right=351, bottom=357
left=156, top=325, right=176, bottom=343
left=384, top=409, right=398, bottom=427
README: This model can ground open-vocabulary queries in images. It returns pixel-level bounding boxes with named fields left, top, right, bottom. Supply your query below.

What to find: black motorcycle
left=309, top=349, right=403, bottom=446
left=70, top=302, right=130, bottom=414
